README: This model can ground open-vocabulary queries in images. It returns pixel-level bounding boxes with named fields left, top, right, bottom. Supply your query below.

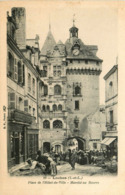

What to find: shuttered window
left=24, top=100, right=29, bottom=113
left=32, top=78, right=35, bottom=96
left=8, top=52, right=14, bottom=79
left=14, top=59, right=18, bottom=82
left=8, top=92, right=16, bottom=109
left=18, top=61, right=23, bottom=84
left=28, top=73, right=31, bottom=92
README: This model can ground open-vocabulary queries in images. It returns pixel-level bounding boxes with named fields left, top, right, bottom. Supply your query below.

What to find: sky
left=8, top=2, right=118, bottom=104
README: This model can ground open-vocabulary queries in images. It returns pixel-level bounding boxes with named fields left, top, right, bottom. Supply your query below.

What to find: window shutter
left=16, top=95, right=19, bottom=110
left=18, top=62, right=23, bottom=84
left=14, top=59, right=18, bottom=82
left=9, top=92, right=16, bottom=109
left=24, top=100, right=29, bottom=113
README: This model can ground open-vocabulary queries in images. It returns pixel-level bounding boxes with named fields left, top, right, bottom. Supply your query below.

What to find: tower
left=11, top=8, right=26, bottom=49
left=65, top=24, right=103, bottom=150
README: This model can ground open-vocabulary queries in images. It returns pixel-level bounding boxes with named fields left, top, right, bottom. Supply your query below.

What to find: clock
left=73, top=48, right=80, bottom=56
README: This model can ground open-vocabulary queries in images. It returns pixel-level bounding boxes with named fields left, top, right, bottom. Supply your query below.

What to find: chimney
left=11, top=7, right=26, bottom=49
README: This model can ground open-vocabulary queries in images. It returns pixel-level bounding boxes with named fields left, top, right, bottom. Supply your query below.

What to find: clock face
left=73, top=48, right=80, bottom=56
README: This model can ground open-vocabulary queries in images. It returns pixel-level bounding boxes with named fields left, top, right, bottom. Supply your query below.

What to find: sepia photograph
left=1, top=1, right=125, bottom=194
left=6, top=4, right=118, bottom=177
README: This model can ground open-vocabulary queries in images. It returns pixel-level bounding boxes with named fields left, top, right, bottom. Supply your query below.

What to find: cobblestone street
left=57, top=163, right=117, bottom=176
left=10, top=162, right=117, bottom=177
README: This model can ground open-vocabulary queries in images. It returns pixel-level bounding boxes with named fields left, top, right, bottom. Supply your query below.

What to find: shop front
left=8, top=123, right=27, bottom=168
left=101, top=132, right=118, bottom=158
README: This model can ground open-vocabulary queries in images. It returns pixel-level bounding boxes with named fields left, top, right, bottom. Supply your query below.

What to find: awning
left=101, top=137, right=116, bottom=145
left=101, top=138, right=109, bottom=144
left=104, top=138, right=116, bottom=145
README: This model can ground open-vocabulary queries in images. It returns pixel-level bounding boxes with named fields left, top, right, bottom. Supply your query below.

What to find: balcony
left=39, top=111, right=67, bottom=119
left=8, top=109, right=32, bottom=124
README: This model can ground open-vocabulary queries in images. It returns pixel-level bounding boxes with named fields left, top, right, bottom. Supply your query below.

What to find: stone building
left=39, top=28, right=68, bottom=153
left=101, top=65, right=118, bottom=157
left=39, top=23, right=103, bottom=152
left=7, top=8, right=41, bottom=168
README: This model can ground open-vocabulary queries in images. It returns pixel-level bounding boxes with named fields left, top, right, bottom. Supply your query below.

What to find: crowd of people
left=20, top=148, right=117, bottom=176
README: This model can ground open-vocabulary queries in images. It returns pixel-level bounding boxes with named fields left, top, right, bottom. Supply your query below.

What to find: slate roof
left=41, top=30, right=56, bottom=56
left=65, top=37, right=102, bottom=62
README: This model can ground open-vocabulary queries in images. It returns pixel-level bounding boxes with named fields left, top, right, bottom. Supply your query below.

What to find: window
left=93, top=143, right=97, bottom=149
left=32, top=78, right=35, bottom=96
left=46, top=105, right=50, bottom=112
left=44, top=85, right=48, bottom=96
left=24, top=100, right=29, bottom=112
left=29, top=106, right=31, bottom=114
left=70, top=60, right=72, bottom=63
left=18, top=61, right=23, bottom=84
left=110, top=110, right=113, bottom=124
left=8, top=92, right=16, bottom=109
left=33, top=108, right=35, bottom=116
left=54, top=85, right=61, bottom=95
left=75, top=101, right=79, bottom=110
left=109, top=81, right=113, bottom=86
left=53, top=65, right=61, bottom=77
left=39, top=82, right=42, bottom=98
left=53, top=120, right=63, bottom=129
left=58, top=104, right=62, bottom=111
left=28, top=73, right=31, bottom=92
left=53, top=104, right=57, bottom=111
left=42, top=105, right=46, bottom=112
left=43, top=66, right=47, bottom=77
left=8, top=52, right=14, bottom=79
left=75, top=86, right=81, bottom=96
left=43, top=120, right=50, bottom=129
left=19, top=97, right=23, bottom=110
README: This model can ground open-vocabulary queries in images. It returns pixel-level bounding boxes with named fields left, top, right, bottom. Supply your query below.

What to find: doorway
left=43, top=142, right=50, bottom=153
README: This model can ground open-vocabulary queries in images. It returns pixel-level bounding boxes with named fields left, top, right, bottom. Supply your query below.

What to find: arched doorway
left=67, top=137, right=86, bottom=151
left=43, top=142, right=50, bottom=153
left=78, top=139, right=84, bottom=150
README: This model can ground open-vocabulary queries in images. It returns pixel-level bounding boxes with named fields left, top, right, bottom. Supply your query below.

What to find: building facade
left=102, top=65, right=118, bottom=157
left=7, top=7, right=104, bottom=169
left=39, top=24, right=103, bottom=152
left=7, top=8, right=41, bottom=168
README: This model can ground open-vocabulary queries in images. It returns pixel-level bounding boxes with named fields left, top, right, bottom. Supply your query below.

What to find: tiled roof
left=41, top=30, right=56, bottom=55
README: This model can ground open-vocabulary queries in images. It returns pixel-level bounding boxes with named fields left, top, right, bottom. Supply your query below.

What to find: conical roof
left=57, top=40, right=63, bottom=45
left=41, top=30, right=56, bottom=55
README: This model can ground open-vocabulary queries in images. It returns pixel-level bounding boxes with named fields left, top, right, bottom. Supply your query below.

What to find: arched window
left=42, top=105, right=46, bottom=112
left=75, top=86, right=81, bottom=95
left=8, top=52, right=14, bottom=79
left=54, top=85, right=61, bottom=95
left=53, top=120, right=63, bottom=129
left=58, top=104, right=62, bottom=111
left=53, top=104, right=57, bottom=111
left=44, top=85, right=48, bottom=96
left=46, top=105, right=50, bottom=112
left=43, top=120, right=50, bottom=129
